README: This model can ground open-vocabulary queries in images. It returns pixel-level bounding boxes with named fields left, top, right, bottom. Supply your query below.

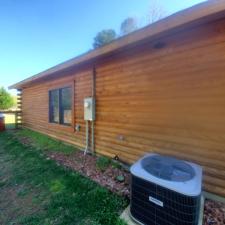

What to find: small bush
left=96, top=156, right=111, bottom=171
left=112, top=161, right=122, bottom=169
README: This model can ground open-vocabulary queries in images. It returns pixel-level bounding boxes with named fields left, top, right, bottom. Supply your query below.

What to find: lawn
left=0, top=130, right=127, bottom=225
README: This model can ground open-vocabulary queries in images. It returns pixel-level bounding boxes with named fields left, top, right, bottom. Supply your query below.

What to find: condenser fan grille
left=141, top=155, right=195, bottom=182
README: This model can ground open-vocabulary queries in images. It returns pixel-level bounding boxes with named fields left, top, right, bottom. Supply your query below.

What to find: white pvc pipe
left=84, top=120, right=89, bottom=155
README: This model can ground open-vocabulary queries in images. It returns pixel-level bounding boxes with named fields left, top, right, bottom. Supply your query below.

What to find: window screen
left=49, top=87, right=72, bottom=126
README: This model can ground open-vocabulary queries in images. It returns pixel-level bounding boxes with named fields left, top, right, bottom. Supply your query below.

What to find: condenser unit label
left=149, top=196, right=164, bottom=207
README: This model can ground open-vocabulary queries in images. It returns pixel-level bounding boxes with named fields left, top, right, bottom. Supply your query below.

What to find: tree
left=120, top=17, right=138, bottom=36
left=0, top=87, right=14, bottom=110
left=93, top=29, right=117, bottom=49
left=147, top=0, right=167, bottom=24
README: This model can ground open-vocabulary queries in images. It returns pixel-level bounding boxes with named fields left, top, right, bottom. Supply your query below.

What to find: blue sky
left=0, top=0, right=205, bottom=93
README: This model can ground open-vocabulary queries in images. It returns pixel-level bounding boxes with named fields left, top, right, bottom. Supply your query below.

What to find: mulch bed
left=204, top=199, right=225, bottom=225
left=48, top=151, right=130, bottom=198
left=47, top=151, right=225, bottom=225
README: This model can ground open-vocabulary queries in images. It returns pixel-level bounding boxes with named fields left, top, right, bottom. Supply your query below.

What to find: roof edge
left=9, top=0, right=225, bottom=89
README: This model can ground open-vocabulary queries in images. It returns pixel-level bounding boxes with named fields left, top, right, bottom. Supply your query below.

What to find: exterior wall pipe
left=84, top=120, right=89, bottom=155
left=91, top=66, right=96, bottom=153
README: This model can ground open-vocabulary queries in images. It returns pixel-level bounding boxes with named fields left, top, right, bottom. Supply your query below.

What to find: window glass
left=61, top=87, right=72, bottom=125
left=49, top=87, right=72, bottom=126
left=50, top=89, right=59, bottom=123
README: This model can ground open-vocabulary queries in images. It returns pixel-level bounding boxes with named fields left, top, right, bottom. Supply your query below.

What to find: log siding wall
left=22, top=18, right=225, bottom=197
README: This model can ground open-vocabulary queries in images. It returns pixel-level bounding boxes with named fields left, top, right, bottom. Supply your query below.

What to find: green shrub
left=96, top=156, right=111, bottom=171
left=112, top=161, right=122, bottom=169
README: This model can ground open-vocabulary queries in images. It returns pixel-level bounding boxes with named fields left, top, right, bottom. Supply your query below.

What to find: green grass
left=96, top=156, right=111, bottom=172
left=0, top=131, right=128, bottom=225
left=13, top=128, right=77, bottom=154
left=96, top=156, right=122, bottom=172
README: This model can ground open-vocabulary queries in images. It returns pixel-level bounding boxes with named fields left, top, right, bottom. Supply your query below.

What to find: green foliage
left=120, top=17, right=138, bottom=35
left=0, top=87, right=14, bottom=110
left=0, top=131, right=128, bottom=225
left=96, top=156, right=111, bottom=172
left=112, top=161, right=122, bottom=169
left=116, top=175, right=125, bottom=182
left=93, top=29, right=116, bottom=49
left=49, top=179, right=65, bottom=193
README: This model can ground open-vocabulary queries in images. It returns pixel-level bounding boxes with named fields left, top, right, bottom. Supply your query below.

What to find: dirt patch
left=48, top=151, right=130, bottom=198
left=0, top=151, right=43, bottom=224
left=17, top=135, right=32, bottom=146
left=0, top=185, right=43, bottom=224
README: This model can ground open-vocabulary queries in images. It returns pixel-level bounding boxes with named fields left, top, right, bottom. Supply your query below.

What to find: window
left=49, top=87, right=72, bottom=125
left=49, top=89, right=59, bottom=123
left=61, top=87, right=72, bottom=124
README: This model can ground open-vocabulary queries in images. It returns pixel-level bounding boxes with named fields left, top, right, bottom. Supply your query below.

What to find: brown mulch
left=204, top=199, right=225, bottom=225
left=47, top=151, right=130, bottom=198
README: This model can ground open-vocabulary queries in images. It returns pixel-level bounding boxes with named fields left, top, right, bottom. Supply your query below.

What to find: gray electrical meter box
left=84, top=97, right=95, bottom=121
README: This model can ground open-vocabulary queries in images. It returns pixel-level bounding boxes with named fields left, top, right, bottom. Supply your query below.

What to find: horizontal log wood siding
left=22, top=18, right=225, bottom=197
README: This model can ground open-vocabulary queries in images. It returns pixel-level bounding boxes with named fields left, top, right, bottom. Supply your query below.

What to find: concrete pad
left=120, top=195, right=205, bottom=225
left=120, top=206, right=139, bottom=225
left=203, top=191, right=225, bottom=204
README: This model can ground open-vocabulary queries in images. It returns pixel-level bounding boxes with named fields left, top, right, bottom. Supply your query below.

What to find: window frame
left=49, top=85, right=73, bottom=126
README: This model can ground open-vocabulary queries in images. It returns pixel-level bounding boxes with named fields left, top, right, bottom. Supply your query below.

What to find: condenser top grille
left=130, top=153, right=202, bottom=196
left=141, top=155, right=195, bottom=182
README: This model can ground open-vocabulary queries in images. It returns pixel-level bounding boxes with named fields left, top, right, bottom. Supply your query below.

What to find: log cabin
left=10, top=0, right=225, bottom=197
